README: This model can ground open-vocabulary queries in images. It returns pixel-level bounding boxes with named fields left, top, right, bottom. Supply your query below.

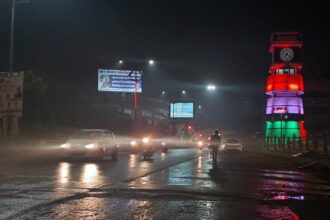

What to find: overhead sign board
left=170, top=102, right=194, bottom=119
left=98, top=69, right=142, bottom=93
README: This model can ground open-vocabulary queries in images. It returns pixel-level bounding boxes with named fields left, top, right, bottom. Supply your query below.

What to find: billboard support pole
left=134, top=81, right=138, bottom=121
left=128, top=70, right=142, bottom=123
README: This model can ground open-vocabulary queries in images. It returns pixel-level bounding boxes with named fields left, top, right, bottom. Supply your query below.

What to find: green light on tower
left=266, top=121, right=300, bottom=138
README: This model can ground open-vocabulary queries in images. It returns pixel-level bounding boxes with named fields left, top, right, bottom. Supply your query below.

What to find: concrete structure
left=265, top=32, right=306, bottom=141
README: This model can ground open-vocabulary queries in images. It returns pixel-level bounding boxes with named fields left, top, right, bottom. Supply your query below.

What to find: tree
left=24, top=70, right=47, bottom=97
left=23, top=70, right=48, bottom=128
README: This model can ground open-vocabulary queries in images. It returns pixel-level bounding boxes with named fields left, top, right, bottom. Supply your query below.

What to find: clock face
left=280, top=48, right=294, bottom=62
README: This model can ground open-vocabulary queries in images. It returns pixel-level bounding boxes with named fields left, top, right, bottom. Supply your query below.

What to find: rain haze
left=0, top=0, right=329, bottom=219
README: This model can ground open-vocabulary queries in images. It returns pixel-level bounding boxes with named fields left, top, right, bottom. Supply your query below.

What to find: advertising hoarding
left=0, top=72, right=24, bottom=117
left=98, top=69, right=142, bottom=93
left=170, top=102, right=194, bottom=119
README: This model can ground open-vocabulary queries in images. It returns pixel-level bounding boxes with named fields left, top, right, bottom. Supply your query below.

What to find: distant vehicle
left=221, top=138, right=243, bottom=152
left=130, top=136, right=156, bottom=160
left=61, top=129, right=118, bottom=160
left=130, top=136, right=167, bottom=154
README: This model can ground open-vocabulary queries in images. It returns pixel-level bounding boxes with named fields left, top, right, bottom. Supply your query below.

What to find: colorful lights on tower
left=265, top=32, right=307, bottom=141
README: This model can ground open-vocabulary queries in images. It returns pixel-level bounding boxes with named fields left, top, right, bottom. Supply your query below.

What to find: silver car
left=221, top=138, right=243, bottom=152
left=61, top=129, right=118, bottom=160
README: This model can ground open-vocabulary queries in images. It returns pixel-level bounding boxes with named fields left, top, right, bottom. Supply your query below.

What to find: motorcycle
left=161, top=142, right=168, bottom=153
left=161, top=147, right=168, bottom=153
left=142, top=146, right=155, bottom=160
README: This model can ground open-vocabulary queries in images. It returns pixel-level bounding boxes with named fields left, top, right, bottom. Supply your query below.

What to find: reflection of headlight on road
left=142, top=137, right=150, bottom=144
left=130, top=140, right=137, bottom=146
left=198, top=141, right=203, bottom=146
left=85, top=143, right=96, bottom=149
left=161, top=142, right=166, bottom=146
left=61, top=143, right=71, bottom=149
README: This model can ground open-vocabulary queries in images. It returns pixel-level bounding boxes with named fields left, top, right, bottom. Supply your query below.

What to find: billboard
left=98, top=69, right=142, bottom=93
left=170, top=102, right=194, bottom=119
left=0, top=72, right=24, bottom=117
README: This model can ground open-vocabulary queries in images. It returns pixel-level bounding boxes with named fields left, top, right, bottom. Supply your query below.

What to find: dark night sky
left=0, top=0, right=329, bottom=132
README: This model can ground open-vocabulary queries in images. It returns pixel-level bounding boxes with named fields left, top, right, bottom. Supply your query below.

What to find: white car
left=222, top=138, right=243, bottom=152
left=61, top=129, right=118, bottom=160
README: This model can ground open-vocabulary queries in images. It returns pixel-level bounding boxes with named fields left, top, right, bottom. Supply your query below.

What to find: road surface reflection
left=81, top=164, right=98, bottom=185
left=57, top=162, right=70, bottom=186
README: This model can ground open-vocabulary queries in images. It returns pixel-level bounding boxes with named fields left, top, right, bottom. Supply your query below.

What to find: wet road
left=0, top=148, right=329, bottom=219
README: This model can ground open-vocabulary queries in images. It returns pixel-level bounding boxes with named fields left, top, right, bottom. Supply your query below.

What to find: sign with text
left=170, top=102, right=194, bottom=119
left=98, top=69, right=142, bottom=93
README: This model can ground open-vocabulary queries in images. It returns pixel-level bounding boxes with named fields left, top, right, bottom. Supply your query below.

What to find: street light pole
left=8, top=0, right=29, bottom=74
left=9, top=0, right=15, bottom=74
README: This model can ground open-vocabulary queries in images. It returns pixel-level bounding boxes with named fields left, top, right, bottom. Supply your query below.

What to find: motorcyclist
left=209, top=130, right=221, bottom=165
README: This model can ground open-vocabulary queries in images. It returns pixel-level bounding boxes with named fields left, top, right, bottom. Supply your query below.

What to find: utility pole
left=9, top=0, right=15, bottom=74
left=8, top=0, right=29, bottom=74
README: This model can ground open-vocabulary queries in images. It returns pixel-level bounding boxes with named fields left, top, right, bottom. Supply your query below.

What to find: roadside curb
left=246, top=146, right=330, bottom=170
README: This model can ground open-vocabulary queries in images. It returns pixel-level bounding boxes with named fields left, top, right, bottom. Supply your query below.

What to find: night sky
left=0, top=0, right=329, bottom=132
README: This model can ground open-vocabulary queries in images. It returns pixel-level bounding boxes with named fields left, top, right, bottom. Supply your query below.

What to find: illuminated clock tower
left=265, top=32, right=307, bottom=141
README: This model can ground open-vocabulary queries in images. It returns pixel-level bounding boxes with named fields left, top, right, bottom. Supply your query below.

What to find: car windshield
left=70, top=131, right=102, bottom=139
left=226, top=139, right=240, bottom=144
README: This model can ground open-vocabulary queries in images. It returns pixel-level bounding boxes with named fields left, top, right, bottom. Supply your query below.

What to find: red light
left=266, top=74, right=304, bottom=94
left=289, top=83, right=298, bottom=90
left=187, top=125, right=192, bottom=130
left=269, top=63, right=303, bottom=74
left=299, top=121, right=307, bottom=141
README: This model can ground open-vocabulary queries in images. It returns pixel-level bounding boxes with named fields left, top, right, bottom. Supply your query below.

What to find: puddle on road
left=262, top=191, right=306, bottom=201
left=20, top=195, right=314, bottom=220
left=257, top=205, right=300, bottom=220
left=127, top=153, right=217, bottom=189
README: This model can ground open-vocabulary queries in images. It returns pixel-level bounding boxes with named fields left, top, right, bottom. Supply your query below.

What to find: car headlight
left=85, top=143, right=96, bottom=149
left=142, top=137, right=150, bottom=144
left=161, top=142, right=166, bottom=146
left=130, top=140, right=137, bottom=146
left=197, top=141, right=203, bottom=147
left=61, top=143, right=71, bottom=149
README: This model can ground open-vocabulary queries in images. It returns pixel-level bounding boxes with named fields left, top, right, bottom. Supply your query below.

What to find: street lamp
left=118, top=60, right=123, bottom=64
left=198, top=105, right=202, bottom=109
left=182, top=90, right=186, bottom=95
left=148, top=59, right=155, bottom=65
left=207, top=84, right=216, bottom=91
left=161, top=90, right=166, bottom=95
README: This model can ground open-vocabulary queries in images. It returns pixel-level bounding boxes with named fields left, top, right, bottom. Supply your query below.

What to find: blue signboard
left=170, top=102, right=194, bottom=118
left=98, top=69, right=142, bottom=93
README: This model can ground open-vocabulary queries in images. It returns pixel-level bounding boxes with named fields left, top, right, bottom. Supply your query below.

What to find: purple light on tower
left=266, top=97, right=304, bottom=114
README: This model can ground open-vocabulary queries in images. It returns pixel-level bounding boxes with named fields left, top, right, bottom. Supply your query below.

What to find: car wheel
left=98, top=149, right=104, bottom=160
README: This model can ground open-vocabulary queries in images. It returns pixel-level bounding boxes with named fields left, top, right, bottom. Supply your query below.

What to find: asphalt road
left=0, top=147, right=329, bottom=219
